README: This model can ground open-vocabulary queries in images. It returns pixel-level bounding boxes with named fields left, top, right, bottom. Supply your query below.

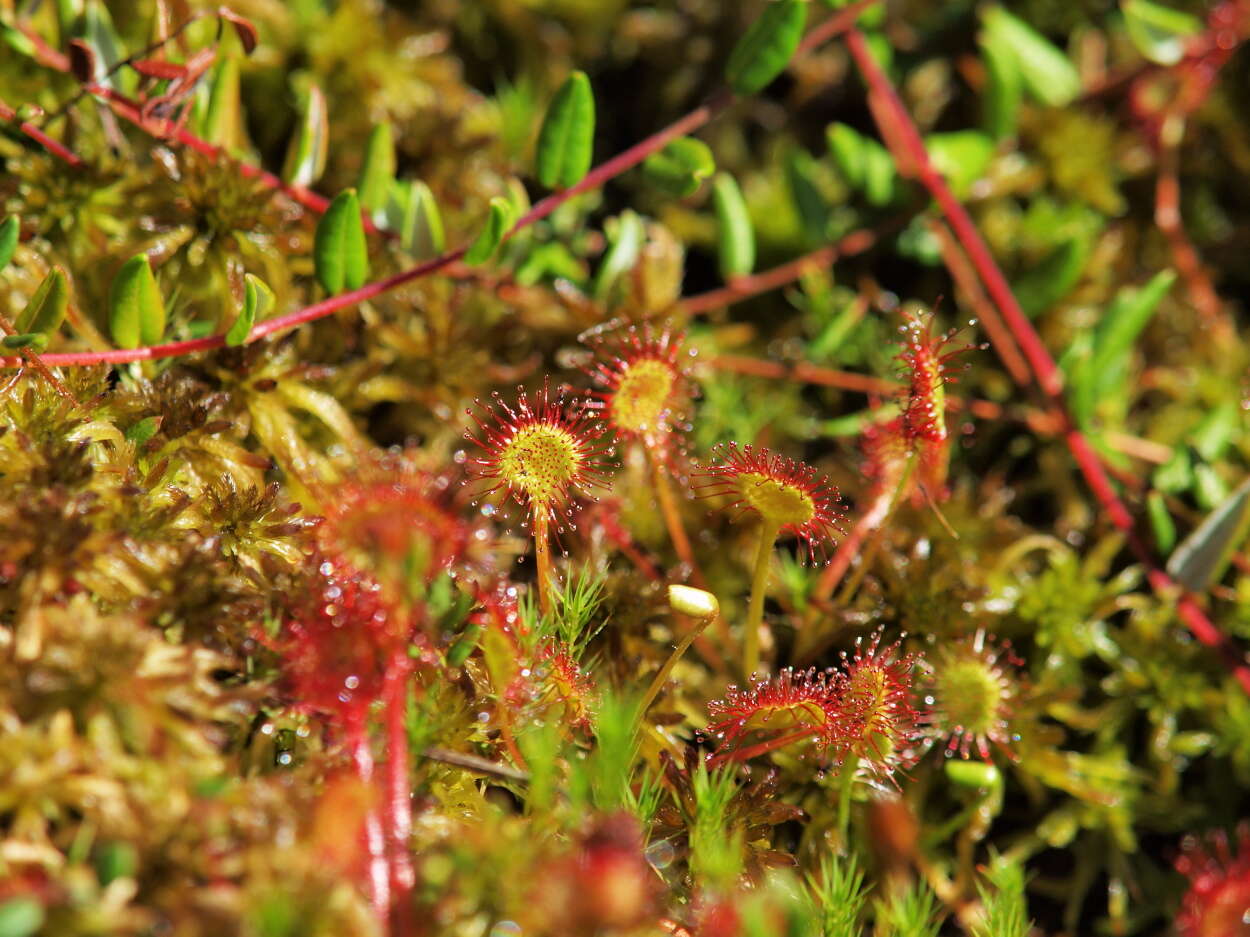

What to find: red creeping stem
left=0, top=98, right=84, bottom=167
left=844, top=28, right=1250, bottom=695
left=1, top=0, right=881, bottom=372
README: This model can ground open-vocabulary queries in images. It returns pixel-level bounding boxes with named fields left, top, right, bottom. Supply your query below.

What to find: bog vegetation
left=2, top=1, right=1250, bottom=936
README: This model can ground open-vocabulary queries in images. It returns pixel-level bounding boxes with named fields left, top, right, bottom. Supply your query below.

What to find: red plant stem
left=0, top=99, right=84, bottom=167
left=683, top=226, right=882, bottom=317
left=0, top=311, right=81, bottom=407
left=2, top=1, right=879, bottom=372
left=845, top=28, right=1250, bottom=695
left=384, top=656, right=415, bottom=937
left=707, top=727, right=816, bottom=767
left=347, top=714, right=391, bottom=925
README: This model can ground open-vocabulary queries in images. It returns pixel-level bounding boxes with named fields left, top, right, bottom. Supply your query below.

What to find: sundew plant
left=3, top=1, right=1250, bottom=936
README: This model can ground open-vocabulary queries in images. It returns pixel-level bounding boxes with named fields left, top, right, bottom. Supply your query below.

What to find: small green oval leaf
left=108, top=254, right=166, bottom=349
left=0, top=896, right=45, bottom=937
left=711, top=173, right=755, bottom=279
left=642, top=136, right=716, bottom=197
left=535, top=70, right=595, bottom=190
left=2, top=332, right=49, bottom=351
left=314, top=189, right=370, bottom=294
left=16, top=266, right=69, bottom=336
left=725, top=0, right=807, bottom=95
left=827, top=122, right=866, bottom=190
left=357, top=123, right=396, bottom=214
left=0, top=215, right=18, bottom=270
left=924, top=130, right=995, bottom=198
left=981, top=6, right=1081, bottom=107
left=282, top=83, right=328, bottom=188
left=1147, top=490, right=1176, bottom=554
left=227, top=273, right=275, bottom=347
left=785, top=148, right=832, bottom=244
left=944, top=759, right=1002, bottom=790
left=1122, top=0, right=1201, bottom=66
left=464, top=197, right=514, bottom=266
left=1167, top=476, right=1250, bottom=592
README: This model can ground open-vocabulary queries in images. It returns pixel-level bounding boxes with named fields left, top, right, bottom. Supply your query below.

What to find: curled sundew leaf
left=1167, top=476, right=1250, bottom=592
left=281, top=83, right=329, bottom=188
left=108, top=254, right=166, bottom=349
left=535, top=70, right=595, bottom=189
left=642, top=136, right=716, bottom=197
left=0, top=215, right=18, bottom=270
left=75, top=1, right=125, bottom=89
left=711, top=173, right=754, bottom=279
left=314, top=189, right=369, bottom=294
left=464, top=196, right=514, bottom=266
left=217, top=8, right=259, bottom=55
left=357, top=123, right=396, bottom=215
left=981, top=6, right=1081, bottom=107
left=17, top=266, right=69, bottom=337
left=725, top=0, right=807, bottom=95
left=1122, top=0, right=1201, bottom=66
left=226, top=273, right=274, bottom=347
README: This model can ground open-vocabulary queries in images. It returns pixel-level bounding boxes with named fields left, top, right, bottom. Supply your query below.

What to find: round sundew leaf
left=226, top=273, right=275, bottom=347
left=464, top=197, right=514, bottom=266
left=314, top=189, right=369, bottom=294
left=0, top=215, right=18, bottom=270
left=643, top=136, right=716, bottom=197
left=356, top=123, right=396, bottom=215
left=534, top=70, right=595, bottom=190
left=725, top=0, right=807, bottom=95
left=108, top=254, right=166, bottom=348
left=17, top=266, right=69, bottom=337
left=711, top=173, right=755, bottom=279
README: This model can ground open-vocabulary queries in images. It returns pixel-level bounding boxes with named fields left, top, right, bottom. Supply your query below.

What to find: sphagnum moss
left=2, top=2, right=1249, bottom=936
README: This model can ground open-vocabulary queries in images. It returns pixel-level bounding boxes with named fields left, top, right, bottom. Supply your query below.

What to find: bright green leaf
left=1167, top=476, right=1250, bottom=591
left=356, top=123, right=396, bottom=214
left=827, top=123, right=866, bottom=190
left=593, top=210, right=645, bottom=300
left=108, top=254, right=166, bottom=348
left=16, top=267, right=69, bottom=336
left=196, top=56, right=241, bottom=149
left=464, top=197, right=514, bottom=266
left=0, top=215, right=18, bottom=270
left=980, top=29, right=1023, bottom=139
left=386, top=180, right=445, bottom=259
left=1122, top=0, right=1201, bottom=66
left=642, top=136, right=716, bottom=197
left=227, top=273, right=275, bottom=347
left=314, top=189, right=369, bottom=294
left=282, top=83, right=328, bottom=188
left=725, top=0, right=807, bottom=95
left=925, top=131, right=995, bottom=197
left=0, top=897, right=44, bottom=937
left=712, top=173, right=755, bottom=279
left=535, top=71, right=595, bottom=189
left=125, top=416, right=162, bottom=446
left=1147, top=490, right=1177, bottom=553
left=981, top=6, right=1081, bottom=107
left=786, top=149, right=832, bottom=244
left=1, top=333, right=49, bottom=351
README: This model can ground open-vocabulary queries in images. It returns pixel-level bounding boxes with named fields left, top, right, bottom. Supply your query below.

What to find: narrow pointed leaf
left=0, top=215, right=18, bottom=270
left=357, top=123, right=396, bottom=214
left=195, top=56, right=241, bottom=149
left=1122, top=0, right=1201, bottom=66
left=1167, top=476, right=1250, bottom=591
left=827, top=122, right=867, bottom=190
left=464, top=197, right=514, bottom=266
left=226, top=273, right=275, bottom=347
left=314, top=189, right=369, bottom=294
left=725, top=0, right=807, bottom=95
left=282, top=84, right=328, bottom=188
left=711, top=173, right=755, bottom=279
left=108, top=254, right=166, bottom=349
left=642, top=136, right=716, bottom=197
left=16, top=267, right=69, bottom=336
left=981, top=6, right=1081, bottom=107
left=535, top=70, right=595, bottom=189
